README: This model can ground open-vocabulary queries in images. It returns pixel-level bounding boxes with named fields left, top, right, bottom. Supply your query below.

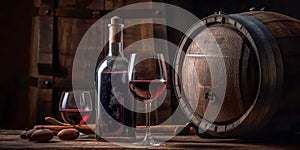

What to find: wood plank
left=1, top=130, right=300, bottom=149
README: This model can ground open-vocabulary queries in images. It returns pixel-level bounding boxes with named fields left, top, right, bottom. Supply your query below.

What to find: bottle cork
left=111, top=16, right=122, bottom=25
left=109, top=16, right=123, bottom=43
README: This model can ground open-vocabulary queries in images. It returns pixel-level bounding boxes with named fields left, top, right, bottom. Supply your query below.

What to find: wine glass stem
left=145, top=102, right=152, bottom=139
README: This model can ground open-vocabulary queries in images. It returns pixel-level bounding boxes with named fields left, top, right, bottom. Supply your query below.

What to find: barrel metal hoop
left=225, top=14, right=284, bottom=134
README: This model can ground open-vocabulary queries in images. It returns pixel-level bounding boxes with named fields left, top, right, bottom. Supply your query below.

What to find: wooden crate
left=28, top=0, right=171, bottom=127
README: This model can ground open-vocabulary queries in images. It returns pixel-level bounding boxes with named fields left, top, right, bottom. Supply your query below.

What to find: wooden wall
left=166, top=0, right=300, bottom=45
left=0, top=0, right=34, bottom=129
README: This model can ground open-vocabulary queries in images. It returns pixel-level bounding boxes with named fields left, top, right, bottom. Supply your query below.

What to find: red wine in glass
left=60, top=109, right=92, bottom=125
left=59, top=91, right=93, bottom=125
left=129, top=79, right=167, bottom=102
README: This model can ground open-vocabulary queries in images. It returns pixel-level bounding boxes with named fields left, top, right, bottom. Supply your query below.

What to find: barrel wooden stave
left=243, top=11, right=300, bottom=111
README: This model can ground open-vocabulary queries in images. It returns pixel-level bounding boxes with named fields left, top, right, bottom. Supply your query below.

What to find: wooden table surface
left=0, top=130, right=299, bottom=149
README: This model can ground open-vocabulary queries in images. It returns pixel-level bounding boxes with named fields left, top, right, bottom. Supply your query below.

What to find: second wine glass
left=59, top=91, right=93, bottom=125
left=128, top=53, right=168, bottom=146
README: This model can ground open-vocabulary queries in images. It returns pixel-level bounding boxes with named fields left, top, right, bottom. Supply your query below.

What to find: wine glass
left=128, top=53, right=168, bottom=146
left=59, top=91, right=93, bottom=126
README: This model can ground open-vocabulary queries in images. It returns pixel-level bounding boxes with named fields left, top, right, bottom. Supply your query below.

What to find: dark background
left=0, top=0, right=299, bottom=129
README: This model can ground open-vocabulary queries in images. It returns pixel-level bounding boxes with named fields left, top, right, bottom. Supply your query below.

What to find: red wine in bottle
left=95, top=16, right=136, bottom=142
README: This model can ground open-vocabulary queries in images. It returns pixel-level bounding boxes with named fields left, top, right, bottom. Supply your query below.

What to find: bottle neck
left=108, top=24, right=124, bottom=57
left=108, top=42, right=123, bottom=56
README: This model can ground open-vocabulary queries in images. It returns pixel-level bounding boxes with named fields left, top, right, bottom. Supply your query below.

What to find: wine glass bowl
left=129, top=79, right=167, bottom=103
left=59, top=91, right=93, bottom=125
left=128, top=53, right=168, bottom=146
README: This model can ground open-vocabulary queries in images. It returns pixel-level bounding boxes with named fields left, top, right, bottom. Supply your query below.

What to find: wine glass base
left=133, top=136, right=165, bottom=146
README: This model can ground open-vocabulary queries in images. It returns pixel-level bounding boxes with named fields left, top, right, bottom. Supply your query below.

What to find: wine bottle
left=95, top=16, right=136, bottom=142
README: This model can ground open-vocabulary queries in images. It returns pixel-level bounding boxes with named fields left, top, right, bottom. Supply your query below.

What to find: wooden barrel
left=174, top=11, right=300, bottom=137
left=28, top=0, right=171, bottom=127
